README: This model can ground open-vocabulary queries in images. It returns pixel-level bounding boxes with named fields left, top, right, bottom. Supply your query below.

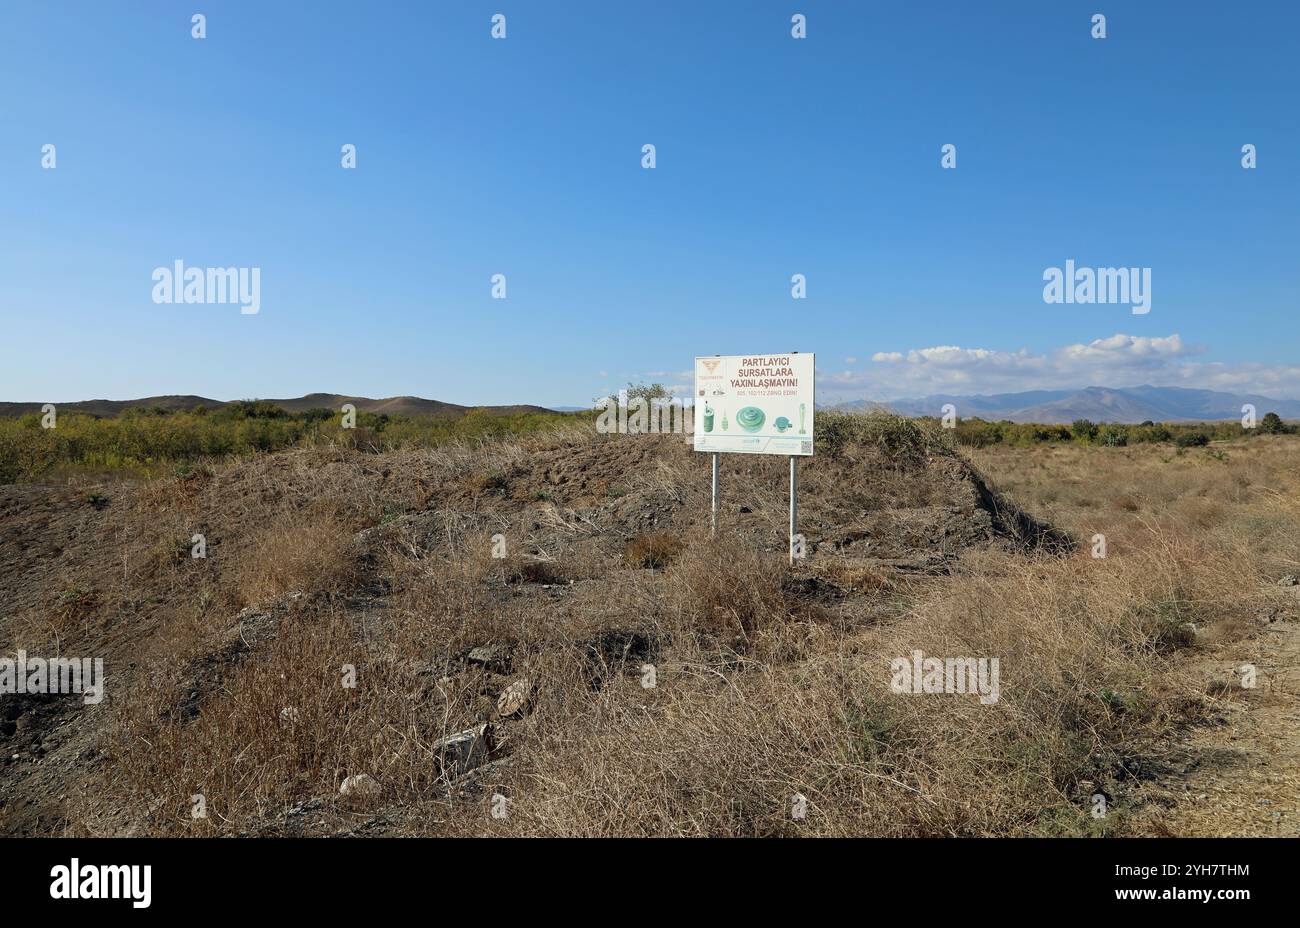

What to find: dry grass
left=25, top=429, right=1300, bottom=837
left=622, top=532, right=685, bottom=569
left=229, top=501, right=365, bottom=606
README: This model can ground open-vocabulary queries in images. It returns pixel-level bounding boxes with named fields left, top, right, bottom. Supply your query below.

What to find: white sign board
left=693, top=353, right=814, bottom=456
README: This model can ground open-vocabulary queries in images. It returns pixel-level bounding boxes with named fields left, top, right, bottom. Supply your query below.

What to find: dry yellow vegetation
left=2, top=420, right=1296, bottom=836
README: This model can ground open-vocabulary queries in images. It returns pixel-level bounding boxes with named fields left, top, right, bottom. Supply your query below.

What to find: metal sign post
left=711, top=452, right=719, bottom=536
left=789, top=455, right=798, bottom=566
left=693, top=352, right=813, bottom=557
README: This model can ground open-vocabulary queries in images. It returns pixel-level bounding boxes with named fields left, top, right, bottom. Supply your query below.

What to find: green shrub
left=1098, top=424, right=1129, bottom=447
left=0, top=406, right=583, bottom=483
left=1259, top=412, right=1286, bottom=435
left=214, top=399, right=290, bottom=420
left=817, top=411, right=949, bottom=460
left=1071, top=419, right=1098, bottom=443
left=1139, top=424, right=1172, bottom=443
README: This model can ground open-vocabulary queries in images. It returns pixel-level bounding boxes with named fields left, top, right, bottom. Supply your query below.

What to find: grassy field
left=1, top=414, right=1297, bottom=836
left=970, top=438, right=1300, bottom=835
left=1, top=400, right=1291, bottom=485
left=0, top=405, right=584, bottom=483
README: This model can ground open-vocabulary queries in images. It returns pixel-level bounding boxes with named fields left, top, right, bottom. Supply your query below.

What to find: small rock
left=279, top=707, right=300, bottom=723
left=467, top=645, right=511, bottom=674
left=496, top=679, right=532, bottom=718
left=433, top=724, right=492, bottom=776
left=339, top=774, right=380, bottom=799
left=1279, top=575, right=1300, bottom=587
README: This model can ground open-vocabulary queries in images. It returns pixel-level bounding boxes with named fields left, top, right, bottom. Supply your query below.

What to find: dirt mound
left=0, top=426, right=1072, bottom=835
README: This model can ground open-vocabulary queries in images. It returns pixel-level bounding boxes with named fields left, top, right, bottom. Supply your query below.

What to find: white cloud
left=1059, top=333, right=1191, bottom=364
left=821, top=333, right=1300, bottom=401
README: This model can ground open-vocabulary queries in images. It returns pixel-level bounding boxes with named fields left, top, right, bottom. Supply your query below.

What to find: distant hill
left=832, top=386, right=1300, bottom=424
left=253, top=394, right=553, bottom=418
left=0, top=395, right=226, bottom=418
left=0, top=393, right=556, bottom=419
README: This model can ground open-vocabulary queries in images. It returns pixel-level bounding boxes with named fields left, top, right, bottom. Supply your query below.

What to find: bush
left=1098, top=424, right=1129, bottom=447
left=817, top=412, right=948, bottom=460
left=953, top=418, right=1004, bottom=448
left=213, top=399, right=290, bottom=420
left=1175, top=431, right=1209, bottom=448
left=1071, top=419, right=1098, bottom=443
left=1259, top=412, right=1286, bottom=435
left=1144, top=424, right=1173, bottom=443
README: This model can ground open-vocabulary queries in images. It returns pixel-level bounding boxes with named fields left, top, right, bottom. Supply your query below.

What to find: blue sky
left=1, top=1, right=1296, bottom=406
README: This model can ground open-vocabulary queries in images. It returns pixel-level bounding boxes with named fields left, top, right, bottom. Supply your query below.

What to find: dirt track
left=1128, top=599, right=1300, bottom=836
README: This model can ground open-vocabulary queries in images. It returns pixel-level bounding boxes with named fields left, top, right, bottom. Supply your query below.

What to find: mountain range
left=0, top=393, right=552, bottom=419
left=832, top=386, right=1300, bottom=424
left=6, top=385, right=1298, bottom=425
